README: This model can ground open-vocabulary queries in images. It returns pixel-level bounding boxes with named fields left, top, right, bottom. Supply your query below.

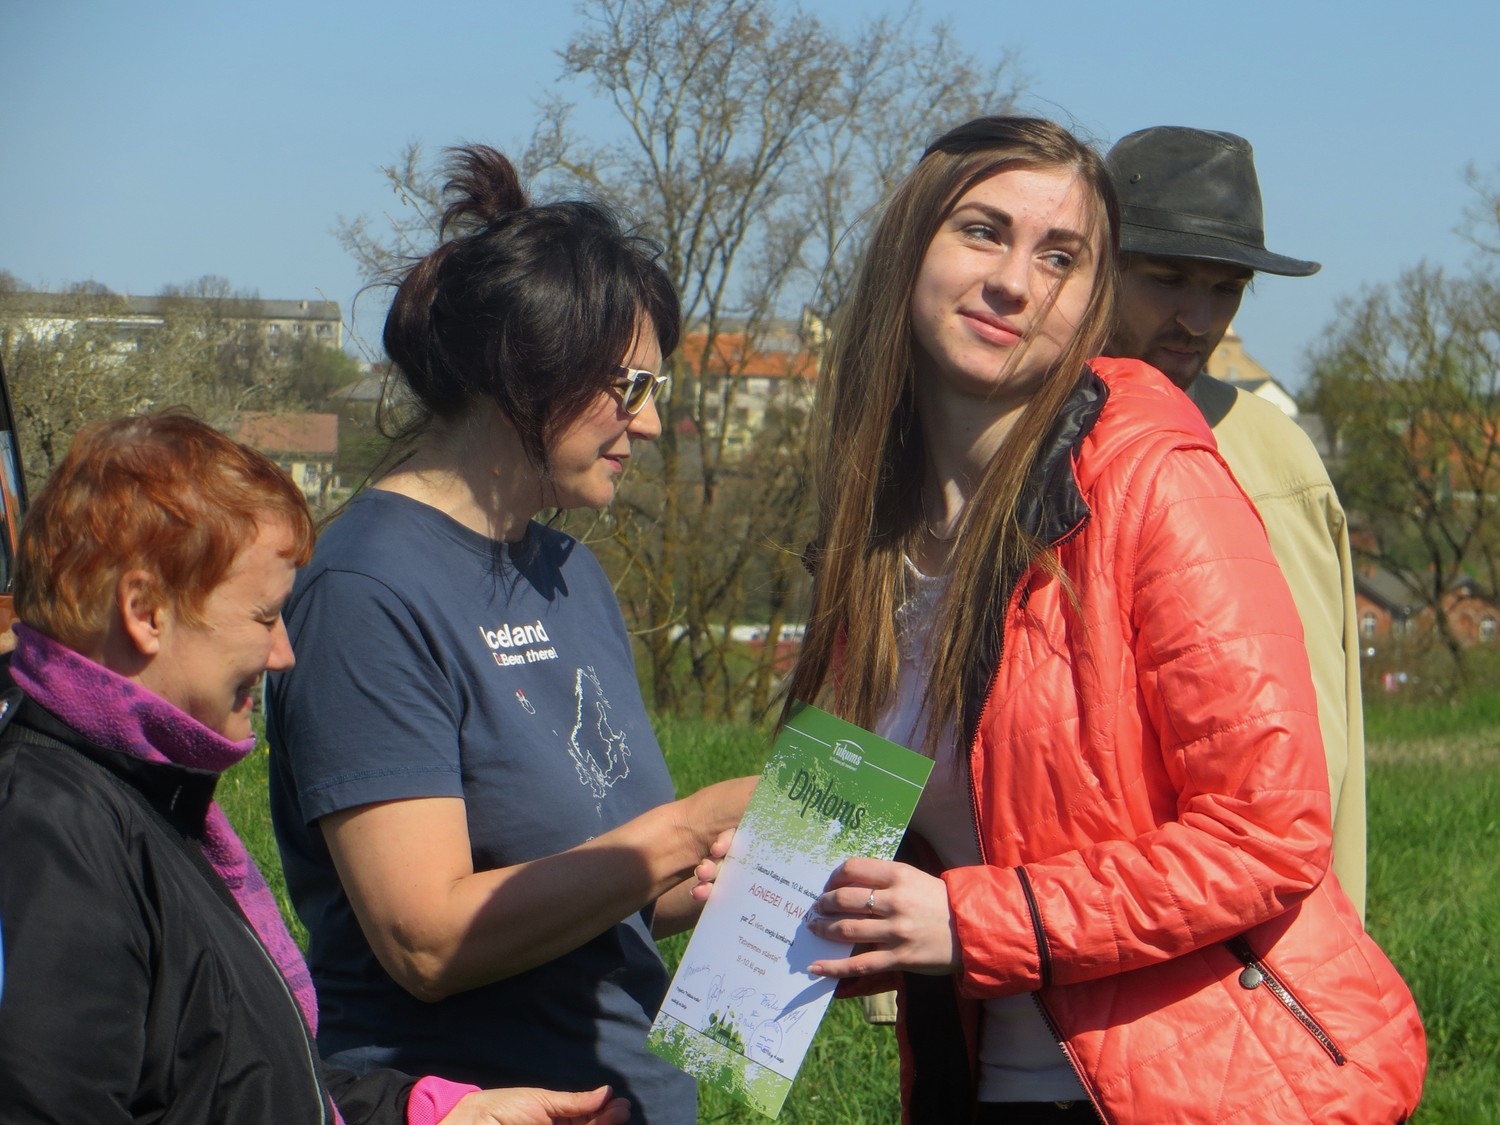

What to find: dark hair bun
left=439, top=145, right=530, bottom=237
left=381, top=143, right=680, bottom=469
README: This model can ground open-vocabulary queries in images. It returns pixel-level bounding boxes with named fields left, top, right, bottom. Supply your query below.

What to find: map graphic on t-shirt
left=567, top=666, right=632, bottom=798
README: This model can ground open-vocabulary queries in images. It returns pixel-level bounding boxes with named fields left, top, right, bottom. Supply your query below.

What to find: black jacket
left=0, top=684, right=416, bottom=1124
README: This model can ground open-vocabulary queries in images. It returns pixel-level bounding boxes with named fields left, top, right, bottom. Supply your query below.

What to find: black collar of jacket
left=0, top=663, right=219, bottom=840
left=1017, top=366, right=1108, bottom=545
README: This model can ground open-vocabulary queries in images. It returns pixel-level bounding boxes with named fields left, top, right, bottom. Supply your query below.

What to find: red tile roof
left=679, top=332, right=817, bottom=380
left=234, top=412, right=338, bottom=456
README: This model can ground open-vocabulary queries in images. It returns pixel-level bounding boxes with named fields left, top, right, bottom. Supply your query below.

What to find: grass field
left=1362, top=725, right=1500, bottom=1123
left=221, top=710, right=1499, bottom=1123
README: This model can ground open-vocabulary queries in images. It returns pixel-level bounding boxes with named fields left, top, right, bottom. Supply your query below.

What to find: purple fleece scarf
left=9, top=625, right=483, bottom=1123
left=8, top=622, right=320, bottom=1034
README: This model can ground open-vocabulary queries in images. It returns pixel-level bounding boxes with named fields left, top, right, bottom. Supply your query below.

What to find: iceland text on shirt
left=477, top=619, right=560, bottom=666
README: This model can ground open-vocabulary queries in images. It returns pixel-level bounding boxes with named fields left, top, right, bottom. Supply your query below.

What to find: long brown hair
left=782, top=116, right=1120, bottom=748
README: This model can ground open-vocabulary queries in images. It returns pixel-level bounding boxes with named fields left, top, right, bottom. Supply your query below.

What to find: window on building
left=1361, top=612, right=1377, bottom=638
left=1482, top=616, right=1497, bottom=642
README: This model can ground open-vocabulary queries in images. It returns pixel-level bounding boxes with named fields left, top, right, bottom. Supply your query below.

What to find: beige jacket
left=1187, top=373, right=1366, bottom=919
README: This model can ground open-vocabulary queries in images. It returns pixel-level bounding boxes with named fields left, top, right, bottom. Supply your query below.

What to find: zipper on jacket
left=961, top=575, right=1027, bottom=862
left=960, top=465, right=1093, bottom=866
left=963, top=544, right=1107, bottom=1123
left=238, top=919, right=332, bottom=1123
left=1015, top=870, right=1109, bottom=1123
left=961, top=515, right=1090, bottom=873
left=1226, top=936, right=1346, bottom=1066
left=1025, top=991, right=1110, bottom=1124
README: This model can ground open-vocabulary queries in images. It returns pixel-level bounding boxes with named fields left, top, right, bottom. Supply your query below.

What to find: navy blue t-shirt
left=267, top=489, right=693, bottom=1124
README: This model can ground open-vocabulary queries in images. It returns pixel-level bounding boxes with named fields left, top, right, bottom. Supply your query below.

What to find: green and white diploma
left=647, top=701, right=933, bottom=1117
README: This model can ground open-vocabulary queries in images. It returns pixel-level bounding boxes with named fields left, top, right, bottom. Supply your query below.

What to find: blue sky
left=3, top=0, right=1495, bottom=390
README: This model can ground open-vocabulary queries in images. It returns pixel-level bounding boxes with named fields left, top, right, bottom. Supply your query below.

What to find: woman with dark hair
left=778, top=116, right=1425, bottom=1122
left=266, top=147, right=751, bottom=1124
left=0, top=410, right=629, bottom=1125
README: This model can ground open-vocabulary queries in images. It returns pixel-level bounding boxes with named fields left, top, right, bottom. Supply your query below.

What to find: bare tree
left=336, top=0, right=1021, bottom=718
left=336, top=147, right=450, bottom=285
left=0, top=280, right=336, bottom=488
left=1461, top=161, right=1500, bottom=256
left=0, top=290, right=138, bottom=480
left=1308, top=263, right=1500, bottom=680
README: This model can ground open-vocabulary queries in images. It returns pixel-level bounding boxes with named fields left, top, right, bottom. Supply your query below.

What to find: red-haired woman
left=0, top=410, right=628, bottom=1125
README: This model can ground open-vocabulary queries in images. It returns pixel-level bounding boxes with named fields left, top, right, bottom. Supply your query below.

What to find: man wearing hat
left=1105, top=126, right=1366, bottom=920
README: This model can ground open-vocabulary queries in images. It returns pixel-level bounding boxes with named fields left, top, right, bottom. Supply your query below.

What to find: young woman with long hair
left=781, top=116, right=1425, bottom=1124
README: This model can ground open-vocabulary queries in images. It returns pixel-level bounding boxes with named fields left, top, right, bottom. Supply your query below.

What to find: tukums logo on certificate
left=647, top=701, right=933, bottom=1117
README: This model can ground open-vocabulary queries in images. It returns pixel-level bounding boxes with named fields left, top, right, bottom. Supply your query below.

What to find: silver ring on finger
left=865, top=888, right=877, bottom=915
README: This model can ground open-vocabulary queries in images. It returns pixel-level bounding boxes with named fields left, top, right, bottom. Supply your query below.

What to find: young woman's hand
left=440, top=1084, right=630, bottom=1125
left=804, top=857, right=960, bottom=978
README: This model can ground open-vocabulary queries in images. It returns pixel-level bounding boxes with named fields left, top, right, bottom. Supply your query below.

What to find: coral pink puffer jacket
left=899, top=359, right=1425, bottom=1124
